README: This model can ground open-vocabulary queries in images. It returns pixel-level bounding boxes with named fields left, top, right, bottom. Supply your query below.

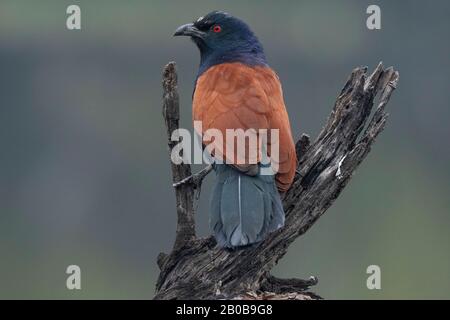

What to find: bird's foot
left=173, top=164, right=213, bottom=189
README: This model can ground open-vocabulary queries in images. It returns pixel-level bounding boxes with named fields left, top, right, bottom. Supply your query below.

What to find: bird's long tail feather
left=210, top=164, right=285, bottom=248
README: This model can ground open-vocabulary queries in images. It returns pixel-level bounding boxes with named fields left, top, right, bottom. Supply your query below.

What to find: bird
left=174, top=11, right=297, bottom=248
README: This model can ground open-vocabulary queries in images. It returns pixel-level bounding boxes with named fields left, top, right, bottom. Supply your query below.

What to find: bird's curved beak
left=173, top=23, right=205, bottom=39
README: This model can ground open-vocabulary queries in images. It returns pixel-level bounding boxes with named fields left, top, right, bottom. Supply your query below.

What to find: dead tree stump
left=155, top=61, right=399, bottom=300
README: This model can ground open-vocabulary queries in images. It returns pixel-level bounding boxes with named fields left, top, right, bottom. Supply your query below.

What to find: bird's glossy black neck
left=195, top=39, right=267, bottom=79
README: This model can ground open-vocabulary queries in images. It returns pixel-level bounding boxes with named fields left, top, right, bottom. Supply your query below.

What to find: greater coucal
left=174, top=11, right=297, bottom=248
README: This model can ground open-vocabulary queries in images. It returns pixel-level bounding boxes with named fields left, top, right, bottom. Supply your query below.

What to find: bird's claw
left=173, top=164, right=213, bottom=189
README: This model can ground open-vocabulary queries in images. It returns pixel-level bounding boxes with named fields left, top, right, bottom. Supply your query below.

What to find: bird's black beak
left=173, top=23, right=205, bottom=39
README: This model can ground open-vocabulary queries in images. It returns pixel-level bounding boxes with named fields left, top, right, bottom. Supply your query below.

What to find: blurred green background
left=0, top=0, right=449, bottom=299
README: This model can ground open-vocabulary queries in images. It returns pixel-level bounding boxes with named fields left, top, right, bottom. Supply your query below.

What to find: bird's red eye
left=212, top=25, right=222, bottom=33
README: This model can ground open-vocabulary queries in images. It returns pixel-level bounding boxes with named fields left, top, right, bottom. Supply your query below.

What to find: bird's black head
left=174, top=11, right=267, bottom=76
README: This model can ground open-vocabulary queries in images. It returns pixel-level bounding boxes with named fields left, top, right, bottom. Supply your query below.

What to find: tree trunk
left=155, top=62, right=399, bottom=300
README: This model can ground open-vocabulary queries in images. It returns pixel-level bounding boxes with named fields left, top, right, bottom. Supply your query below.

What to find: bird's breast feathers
left=193, top=62, right=297, bottom=191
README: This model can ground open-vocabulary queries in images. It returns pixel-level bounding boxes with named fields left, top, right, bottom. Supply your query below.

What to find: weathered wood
left=162, top=62, right=196, bottom=251
left=156, top=61, right=399, bottom=299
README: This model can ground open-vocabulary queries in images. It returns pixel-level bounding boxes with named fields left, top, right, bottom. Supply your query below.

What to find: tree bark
left=155, top=61, right=399, bottom=300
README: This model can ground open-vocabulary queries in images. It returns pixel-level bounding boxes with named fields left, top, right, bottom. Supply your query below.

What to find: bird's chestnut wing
left=193, top=63, right=297, bottom=191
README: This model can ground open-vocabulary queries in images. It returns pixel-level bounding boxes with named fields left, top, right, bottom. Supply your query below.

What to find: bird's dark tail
left=210, top=164, right=285, bottom=248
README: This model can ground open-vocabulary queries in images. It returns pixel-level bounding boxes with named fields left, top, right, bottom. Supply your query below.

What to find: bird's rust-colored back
left=193, top=62, right=297, bottom=192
